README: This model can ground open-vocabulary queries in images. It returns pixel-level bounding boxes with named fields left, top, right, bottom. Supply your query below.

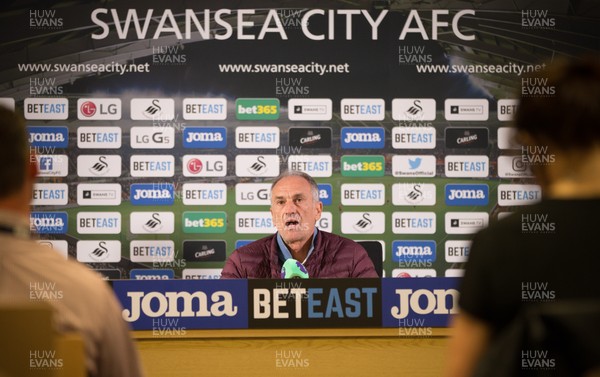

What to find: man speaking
left=221, top=171, right=377, bottom=278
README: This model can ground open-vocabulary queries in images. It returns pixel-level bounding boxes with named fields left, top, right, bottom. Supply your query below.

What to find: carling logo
left=130, top=98, right=175, bottom=120
left=77, top=98, right=121, bottom=120
left=341, top=127, right=384, bottom=149
left=183, top=241, right=227, bottom=262
left=77, top=155, right=121, bottom=177
left=27, top=126, right=68, bottom=148
left=30, top=212, right=67, bottom=234
left=445, top=184, right=489, bottom=206
left=288, top=127, right=332, bottom=148
left=183, top=127, right=227, bottom=148
left=392, top=241, right=436, bottom=263
left=77, top=240, right=121, bottom=263
left=130, top=212, right=175, bottom=234
left=444, top=128, right=489, bottom=149
left=130, top=184, right=175, bottom=206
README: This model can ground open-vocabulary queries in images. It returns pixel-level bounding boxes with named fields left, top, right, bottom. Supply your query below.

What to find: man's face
left=270, top=176, right=323, bottom=245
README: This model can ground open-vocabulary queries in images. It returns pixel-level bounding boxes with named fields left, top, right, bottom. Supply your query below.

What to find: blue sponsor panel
left=392, top=240, right=436, bottom=263
left=27, top=126, right=69, bottom=148
left=445, top=184, right=489, bottom=206
left=341, top=127, right=385, bottom=149
left=130, top=269, right=175, bottom=280
left=130, top=184, right=175, bottom=205
left=112, top=279, right=248, bottom=330
left=30, top=212, right=68, bottom=234
left=183, top=127, right=227, bottom=148
left=235, top=240, right=254, bottom=249
left=318, top=183, right=332, bottom=206
left=381, top=277, right=460, bottom=328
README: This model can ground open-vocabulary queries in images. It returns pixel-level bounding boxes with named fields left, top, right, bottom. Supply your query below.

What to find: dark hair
left=515, top=55, right=600, bottom=149
left=271, top=170, right=320, bottom=203
left=0, top=107, right=28, bottom=198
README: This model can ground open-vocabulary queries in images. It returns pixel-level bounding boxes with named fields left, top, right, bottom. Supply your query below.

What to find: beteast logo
left=287, top=155, right=332, bottom=177
left=235, top=183, right=271, bottom=206
left=77, top=184, right=121, bottom=206
left=182, top=183, right=227, bottom=206
left=235, top=155, right=279, bottom=177
left=341, top=184, right=385, bottom=206
left=340, top=98, right=385, bottom=121
left=77, top=155, right=122, bottom=177
left=182, top=155, right=227, bottom=177
left=444, top=99, right=489, bottom=121
left=76, top=240, right=121, bottom=263
left=36, top=155, right=68, bottom=177
left=392, top=212, right=436, bottom=234
left=236, top=127, right=280, bottom=149
left=130, top=127, right=174, bottom=149
left=24, top=98, right=68, bottom=120
left=31, top=183, right=68, bottom=206
left=445, top=184, right=489, bottom=206
left=183, top=127, right=227, bottom=149
left=392, top=127, right=436, bottom=149
left=498, top=184, right=542, bottom=206
left=30, top=212, right=68, bottom=234
left=341, top=127, right=385, bottom=149
left=182, top=268, right=223, bottom=279
left=183, top=241, right=227, bottom=262
left=445, top=155, right=489, bottom=178
left=287, top=98, right=332, bottom=121
left=445, top=212, right=489, bottom=234
left=392, top=241, right=436, bottom=263
left=131, top=184, right=175, bottom=206
left=235, top=212, right=275, bottom=234
left=77, top=212, right=121, bottom=235
left=77, top=126, right=121, bottom=149
left=497, top=99, right=519, bottom=122
left=77, top=98, right=121, bottom=120
left=183, top=98, right=227, bottom=120
left=391, top=98, right=436, bottom=121
left=445, top=240, right=471, bottom=263
left=341, top=212, right=385, bottom=234
left=130, top=240, right=175, bottom=263
left=130, top=155, right=175, bottom=177
left=130, top=98, right=175, bottom=120
left=130, top=212, right=175, bottom=234
left=392, top=156, right=436, bottom=178
left=444, top=128, right=489, bottom=149
left=288, top=127, right=332, bottom=148
left=27, top=126, right=68, bottom=148
left=236, top=98, right=280, bottom=120
left=392, top=183, right=436, bottom=206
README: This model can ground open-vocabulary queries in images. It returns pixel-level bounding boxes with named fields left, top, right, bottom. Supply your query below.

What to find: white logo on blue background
left=183, top=127, right=227, bottom=148
left=341, top=127, right=385, bottom=149
left=30, top=212, right=68, bottom=234
left=318, top=184, right=332, bottom=206
left=130, top=184, right=174, bottom=206
left=27, top=126, right=68, bottom=148
left=392, top=240, right=436, bottom=263
left=445, top=184, right=489, bottom=206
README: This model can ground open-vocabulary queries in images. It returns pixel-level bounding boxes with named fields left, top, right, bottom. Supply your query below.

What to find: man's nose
left=283, top=200, right=297, bottom=213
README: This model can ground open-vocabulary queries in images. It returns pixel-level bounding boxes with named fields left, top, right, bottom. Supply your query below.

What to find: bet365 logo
left=235, top=99, right=279, bottom=120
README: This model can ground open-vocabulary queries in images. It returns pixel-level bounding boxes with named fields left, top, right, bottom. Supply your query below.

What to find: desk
left=134, top=328, right=452, bottom=377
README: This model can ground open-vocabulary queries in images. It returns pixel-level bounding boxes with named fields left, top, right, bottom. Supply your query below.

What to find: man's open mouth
left=284, top=219, right=300, bottom=228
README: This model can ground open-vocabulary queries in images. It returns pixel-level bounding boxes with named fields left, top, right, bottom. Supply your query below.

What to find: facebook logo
left=39, top=157, right=53, bottom=171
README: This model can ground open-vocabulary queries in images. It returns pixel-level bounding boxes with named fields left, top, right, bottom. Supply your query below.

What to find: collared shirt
left=276, top=228, right=318, bottom=264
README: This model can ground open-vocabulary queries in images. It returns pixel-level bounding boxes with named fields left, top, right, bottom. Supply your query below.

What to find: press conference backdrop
left=1, top=0, right=598, bottom=280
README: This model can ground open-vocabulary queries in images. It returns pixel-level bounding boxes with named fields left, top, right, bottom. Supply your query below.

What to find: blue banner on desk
left=381, top=278, right=460, bottom=328
left=113, top=279, right=248, bottom=330
left=113, top=278, right=459, bottom=330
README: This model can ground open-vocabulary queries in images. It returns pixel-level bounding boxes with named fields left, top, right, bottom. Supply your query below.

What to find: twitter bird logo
left=408, top=157, right=422, bottom=169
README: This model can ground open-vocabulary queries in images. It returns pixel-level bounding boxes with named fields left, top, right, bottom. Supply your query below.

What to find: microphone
left=281, top=258, right=309, bottom=279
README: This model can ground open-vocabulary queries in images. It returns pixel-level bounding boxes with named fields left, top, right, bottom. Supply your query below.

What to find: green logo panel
left=235, top=98, right=280, bottom=120
left=341, top=155, right=385, bottom=177
left=183, top=211, right=227, bottom=233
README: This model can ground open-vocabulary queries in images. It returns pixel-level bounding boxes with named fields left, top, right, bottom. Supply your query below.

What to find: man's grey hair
left=270, top=170, right=320, bottom=203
